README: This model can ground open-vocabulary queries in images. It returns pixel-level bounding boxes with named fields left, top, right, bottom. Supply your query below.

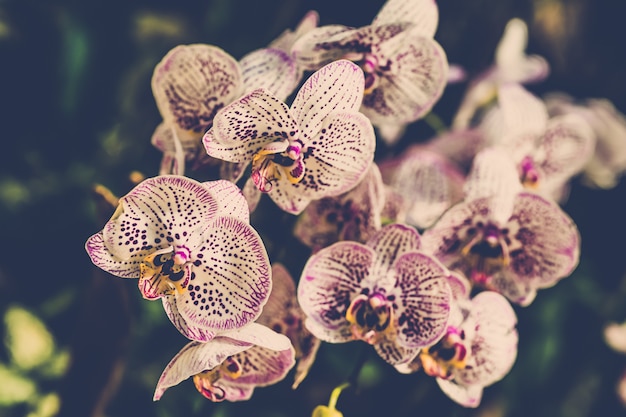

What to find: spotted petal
left=291, top=60, right=366, bottom=140
left=152, top=44, right=243, bottom=138
left=240, top=47, right=299, bottom=101
left=291, top=25, right=360, bottom=71
left=154, top=338, right=251, bottom=400
left=532, top=113, right=595, bottom=191
left=453, top=291, right=518, bottom=388
left=362, top=31, right=448, bottom=125
left=372, top=0, right=439, bottom=38
left=203, top=88, right=298, bottom=163
left=98, top=176, right=219, bottom=266
left=366, top=223, right=422, bottom=286
left=298, top=242, right=376, bottom=341
left=85, top=232, right=140, bottom=278
left=391, top=251, right=451, bottom=348
left=491, top=192, right=580, bottom=305
left=375, top=339, right=420, bottom=366
left=174, top=216, right=271, bottom=333
left=268, top=110, right=375, bottom=214
left=202, top=180, right=250, bottom=223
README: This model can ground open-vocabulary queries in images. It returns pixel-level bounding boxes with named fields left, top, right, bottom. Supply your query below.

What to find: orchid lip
left=252, top=139, right=306, bottom=192
left=420, top=326, right=469, bottom=379
left=138, top=246, right=191, bottom=300
left=191, top=355, right=243, bottom=402
left=345, top=291, right=394, bottom=344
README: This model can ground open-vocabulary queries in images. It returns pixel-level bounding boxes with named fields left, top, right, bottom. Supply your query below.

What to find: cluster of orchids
left=85, top=0, right=626, bottom=413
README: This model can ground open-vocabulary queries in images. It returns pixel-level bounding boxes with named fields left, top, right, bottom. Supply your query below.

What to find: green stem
left=423, top=112, right=447, bottom=135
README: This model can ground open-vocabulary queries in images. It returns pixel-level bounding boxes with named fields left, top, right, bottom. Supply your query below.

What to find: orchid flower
left=453, top=18, right=550, bottom=130
left=421, top=147, right=581, bottom=306
left=293, top=163, right=386, bottom=252
left=422, top=291, right=518, bottom=408
left=298, top=223, right=452, bottom=366
left=480, top=84, right=596, bottom=201
left=85, top=176, right=271, bottom=342
left=545, top=92, right=626, bottom=189
left=257, top=264, right=321, bottom=389
left=151, top=44, right=244, bottom=175
left=291, top=0, right=448, bottom=144
left=154, top=323, right=295, bottom=402
left=379, top=146, right=465, bottom=229
left=203, top=59, right=376, bottom=215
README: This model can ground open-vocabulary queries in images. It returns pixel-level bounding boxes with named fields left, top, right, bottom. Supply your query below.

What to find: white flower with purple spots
left=291, top=0, right=448, bottom=140
left=297, top=223, right=452, bottom=366
left=85, top=176, right=271, bottom=342
left=420, top=291, right=518, bottom=408
left=203, top=59, right=376, bottom=215
left=153, top=323, right=295, bottom=402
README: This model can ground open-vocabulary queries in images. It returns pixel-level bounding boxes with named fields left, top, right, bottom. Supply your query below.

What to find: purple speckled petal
left=298, top=111, right=375, bottom=197
left=175, top=216, right=271, bottom=333
left=152, top=44, right=243, bottom=136
left=454, top=291, right=518, bottom=387
left=266, top=110, right=375, bottom=215
left=362, top=32, right=448, bottom=125
left=162, top=294, right=216, bottom=342
left=100, top=175, right=219, bottom=263
left=291, top=60, right=365, bottom=139
left=374, top=339, right=421, bottom=366
left=240, top=48, right=299, bottom=101
left=491, top=192, right=580, bottom=304
left=153, top=338, right=251, bottom=400
left=366, top=224, right=422, bottom=283
left=293, top=163, right=385, bottom=250
left=202, top=180, right=249, bottom=223
left=436, top=379, right=483, bottom=408
left=291, top=25, right=360, bottom=71
left=533, top=113, right=595, bottom=188
left=225, top=342, right=295, bottom=386
left=298, top=242, right=375, bottom=340
left=372, top=0, right=439, bottom=37
left=391, top=251, right=451, bottom=348
left=85, top=232, right=140, bottom=278
left=303, top=317, right=353, bottom=343
left=203, top=88, right=298, bottom=163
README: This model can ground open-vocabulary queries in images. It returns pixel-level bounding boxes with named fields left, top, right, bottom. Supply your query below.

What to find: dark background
left=1, top=0, right=626, bottom=416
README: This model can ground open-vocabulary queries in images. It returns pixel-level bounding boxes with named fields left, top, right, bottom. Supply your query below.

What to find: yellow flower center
left=138, top=246, right=190, bottom=300
left=192, top=356, right=243, bottom=402
left=419, top=326, right=468, bottom=379
left=251, top=139, right=305, bottom=192
left=345, top=292, right=394, bottom=344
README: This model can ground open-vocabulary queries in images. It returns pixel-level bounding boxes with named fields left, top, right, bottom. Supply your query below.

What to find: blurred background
left=1, top=0, right=626, bottom=416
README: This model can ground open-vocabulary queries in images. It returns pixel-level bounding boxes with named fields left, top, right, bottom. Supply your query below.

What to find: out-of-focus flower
left=422, top=291, right=517, bottom=408
left=421, top=148, right=580, bottom=306
left=379, top=146, right=465, bottom=229
left=292, top=0, right=448, bottom=144
left=203, top=60, right=375, bottom=214
left=298, top=224, right=451, bottom=366
left=546, top=92, right=626, bottom=189
left=453, top=18, right=549, bottom=130
left=257, top=264, right=321, bottom=389
left=153, top=323, right=294, bottom=402
left=293, top=164, right=386, bottom=252
left=480, top=84, right=595, bottom=201
left=151, top=44, right=244, bottom=175
left=604, top=321, right=626, bottom=406
left=85, top=176, right=271, bottom=342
